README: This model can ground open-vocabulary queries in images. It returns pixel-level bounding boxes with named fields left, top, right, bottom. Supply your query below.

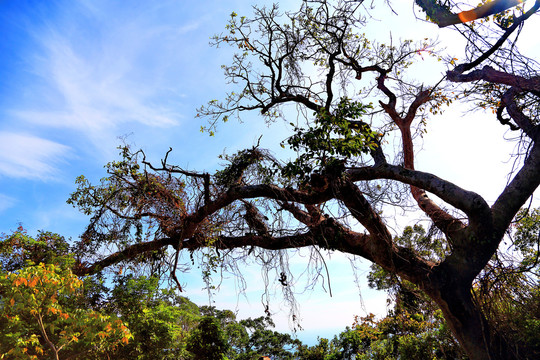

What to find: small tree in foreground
left=0, top=262, right=131, bottom=360
left=68, top=1, right=540, bottom=359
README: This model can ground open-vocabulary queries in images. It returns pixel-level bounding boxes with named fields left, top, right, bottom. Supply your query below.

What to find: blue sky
left=0, top=0, right=254, bottom=231
left=1, top=0, right=539, bottom=344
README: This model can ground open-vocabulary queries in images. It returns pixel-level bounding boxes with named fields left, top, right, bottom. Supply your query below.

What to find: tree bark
left=429, top=281, right=515, bottom=360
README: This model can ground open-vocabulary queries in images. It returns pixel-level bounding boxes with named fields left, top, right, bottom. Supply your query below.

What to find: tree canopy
left=0, top=229, right=303, bottom=360
left=65, top=1, right=540, bottom=359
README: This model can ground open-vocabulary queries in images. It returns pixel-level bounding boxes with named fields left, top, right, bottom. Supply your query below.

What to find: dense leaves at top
left=282, top=97, right=378, bottom=179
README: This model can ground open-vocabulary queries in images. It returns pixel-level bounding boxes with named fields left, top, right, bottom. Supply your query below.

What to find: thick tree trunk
left=432, top=283, right=515, bottom=360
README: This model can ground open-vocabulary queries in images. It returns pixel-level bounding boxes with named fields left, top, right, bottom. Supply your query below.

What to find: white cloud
left=0, top=194, right=17, bottom=213
left=0, top=133, right=71, bottom=180
left=21, top=28, right=180, bottom=130
left=9, top=1, right=203, bottom=153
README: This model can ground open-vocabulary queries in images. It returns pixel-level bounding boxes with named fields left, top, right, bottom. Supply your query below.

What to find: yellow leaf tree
left=0, top=263, right=131, bottom=360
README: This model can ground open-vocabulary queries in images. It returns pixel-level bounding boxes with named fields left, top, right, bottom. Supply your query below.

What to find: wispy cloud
left=0, top=194, right=17, bottom=214
left=0, top=133, right=71, bottom=181
left=10, top=1, right=204, bottom=150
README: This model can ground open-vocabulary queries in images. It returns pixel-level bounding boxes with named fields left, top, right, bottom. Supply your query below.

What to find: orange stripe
left=458, top=10, right=478, bottom=23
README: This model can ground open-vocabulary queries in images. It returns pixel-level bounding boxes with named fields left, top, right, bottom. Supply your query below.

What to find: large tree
left=68, top=1, right=540, bottom=359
